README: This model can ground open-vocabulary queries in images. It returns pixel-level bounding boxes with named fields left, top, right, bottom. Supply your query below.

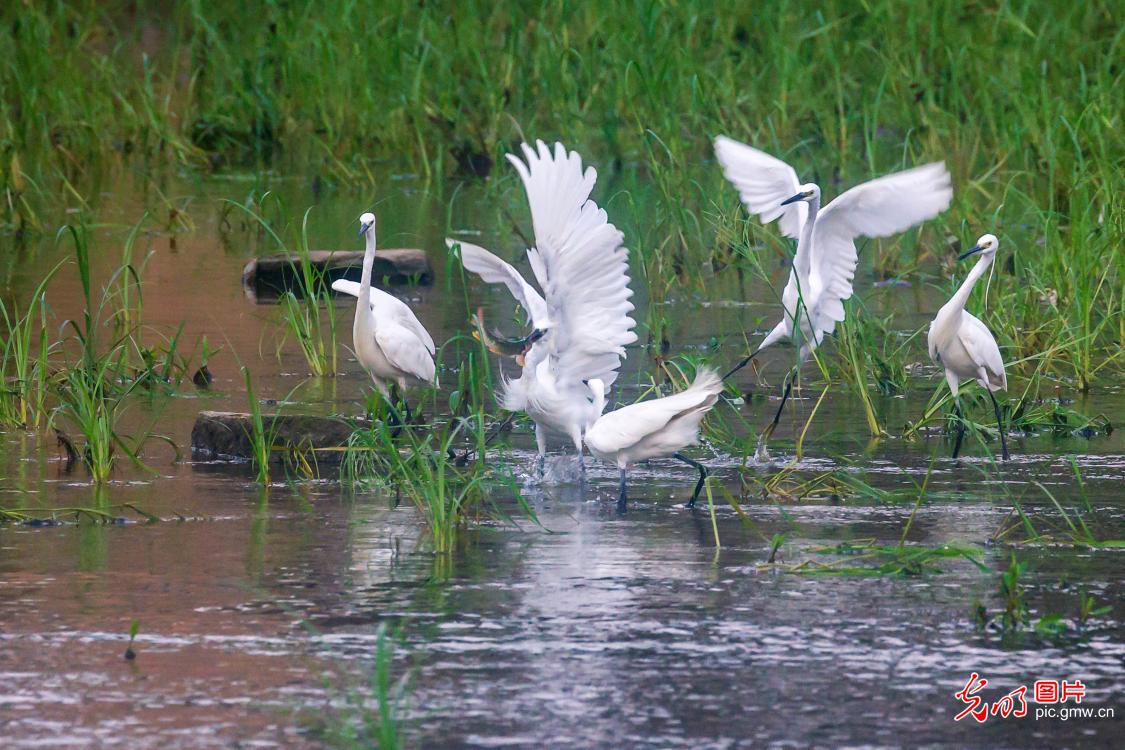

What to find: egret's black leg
left=455, top=412, right=515, bottom=465
left=401, top=395, right=413, bottom=425
left=379, top=389, right=401, bottom=429
left=755, top=371, right=794, bottom=460
left=674, top=452, right=708, bottom=508
left=986, top=389, right=1010, bottom=461
left=617, top=468, right=628, bottom=512
left=951, top=397, right=966, bottom=460
left=722, top=347, right=761, bottom=382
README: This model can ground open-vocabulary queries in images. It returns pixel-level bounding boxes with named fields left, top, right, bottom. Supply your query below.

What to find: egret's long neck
left=947, top=253, right=993, bottom=315
left=794, top=195, right=820, bottom=281
left=357, top=229, right=376, bottom=318
left=590, top=383, right=606, bottom=419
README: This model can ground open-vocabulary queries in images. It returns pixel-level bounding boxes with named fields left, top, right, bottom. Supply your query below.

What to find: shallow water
left=1, top=171, right=1122, bottom=748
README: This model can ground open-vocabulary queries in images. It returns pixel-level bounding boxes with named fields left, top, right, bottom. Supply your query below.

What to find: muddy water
left=1, top=172, right=1122, bottom=748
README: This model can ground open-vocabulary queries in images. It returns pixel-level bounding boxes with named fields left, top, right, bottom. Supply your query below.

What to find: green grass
left=0, top=221, right=191, bottom=481
left=223, top=193, right=340, bottom=377
left=241, top=366, right=272, bottom=484
left=1, top=2, right=1119, bottom=391
left=0, top=261, right=59, bottom=428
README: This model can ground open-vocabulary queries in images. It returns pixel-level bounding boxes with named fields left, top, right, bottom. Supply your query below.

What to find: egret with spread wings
left=714, top=135, right=953, bottom=458
left=447, top=141, right=637, bottom=473
left=335, top=212, right=436, bottom=421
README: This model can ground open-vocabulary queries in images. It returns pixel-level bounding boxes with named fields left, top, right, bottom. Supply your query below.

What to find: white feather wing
left=585, top=369, right=723, bottom=455
left=374, top=323, right=436, bottom=384
left=445, top=239, right=552, bottom=329
left=714, top=135, right=807, bottom=239
left=331, top=279, right=436, bottom=355
left=807, top=162, right=952, bottom=336
left=959, top=311, right=1007, bottom=391
left=507, top=140, right=637, bottom=389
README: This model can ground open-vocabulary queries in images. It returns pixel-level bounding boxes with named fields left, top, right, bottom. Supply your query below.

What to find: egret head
left=780, top=183, right=820, bottom=206
left=357, top=212, right=376, bottom=237
left=958, top=233, right=999, bottom=260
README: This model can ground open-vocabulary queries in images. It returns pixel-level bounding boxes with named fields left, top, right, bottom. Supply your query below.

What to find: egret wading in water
left=335, top=212, right=436, bottom=422
left=585, top=368, right=724, bottom=511
left=928, top=233, right=1009, bottom=461
left=448, top=141, right=636, bottom=475
left=714, top=135, right=953, bottom=459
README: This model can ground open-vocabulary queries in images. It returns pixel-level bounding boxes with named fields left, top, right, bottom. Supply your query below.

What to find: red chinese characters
left=955, top=673, right=990, bottom=723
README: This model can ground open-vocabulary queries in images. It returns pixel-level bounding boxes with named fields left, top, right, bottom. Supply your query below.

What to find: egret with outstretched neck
left=448, top=141, right=636, bottom=474
left=714, top=135, right=953, bottom=458
left=335, top=212, right=436, bottom=421
left=927, top=233, right=1010, bottom=460
left=585, top=369, right=724, bottom=511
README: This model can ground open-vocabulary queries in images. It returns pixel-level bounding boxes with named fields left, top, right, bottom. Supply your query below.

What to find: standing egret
left=334, top=212, right=436, bottom=421
left=447, top=140, right=637, bottom=473
left=714, top=135, right=953, bottom=458
left=585, top=368, right=724, bottom=510
left=927, top=233, right=1010, bottom=460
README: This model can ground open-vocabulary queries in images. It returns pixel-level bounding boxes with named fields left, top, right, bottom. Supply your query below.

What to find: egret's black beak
left=780, top=193, right=805, bottom=206
left=958, top=245, right=983, bottom=260
left=358, top=222, right=372, bottom=237
left=527, top=328, right=546, bottom=346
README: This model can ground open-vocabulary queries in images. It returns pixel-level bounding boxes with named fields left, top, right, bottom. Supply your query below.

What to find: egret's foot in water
left=754, top=434, right=772, bottom=463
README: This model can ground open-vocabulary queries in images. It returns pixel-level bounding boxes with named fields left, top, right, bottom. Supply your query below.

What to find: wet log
left=191, top=411, right=359, bottom=464
left=242, top=248, right=433, bottom=300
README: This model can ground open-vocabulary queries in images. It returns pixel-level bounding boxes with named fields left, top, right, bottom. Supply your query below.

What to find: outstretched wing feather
left=713, top=135, right=807, bottom=239
left=808, top=162, right=952, bottom=337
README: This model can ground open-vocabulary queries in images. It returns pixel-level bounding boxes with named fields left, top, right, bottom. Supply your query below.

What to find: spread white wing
left=714, top=135, right=807, bottom=239
left=331, top=279, right=436, bottom=355
left=808, top=162, right=952, bottom=335
left=444, top=239, right=551, bottom=329
left=505, top=140, right=637, bottom=389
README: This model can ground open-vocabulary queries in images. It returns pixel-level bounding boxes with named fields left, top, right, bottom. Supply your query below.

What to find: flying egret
left=585, top=368, right=724, bottom=511
left=447, top=140, right=637, bottom=473
left=335, top=212, right=436, bottom=421
left=927, top=233, right=1009, bottom=461
left=714, top=135, right=953, bottom=458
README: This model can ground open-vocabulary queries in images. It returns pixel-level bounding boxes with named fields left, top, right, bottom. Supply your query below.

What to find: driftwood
left=191, top=411, right=359, bottom=464
left=242, top=248, right=432, bottom=300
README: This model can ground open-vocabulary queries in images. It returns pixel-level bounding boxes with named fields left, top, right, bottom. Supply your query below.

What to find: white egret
left=447, top=140, right=637, bottom=473
left=714, top=135, right=953, bottom=457
left=927, top=233, right=1009, bottom=460
left=335, top=212, right=436, bottom=420
left=585, top=368, right=724, bottom=510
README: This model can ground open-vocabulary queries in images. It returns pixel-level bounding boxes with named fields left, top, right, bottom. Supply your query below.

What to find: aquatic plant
left=223, top=195, right=339, bottom=377
left=991, top=460, right=1125, bottom=550
left=45, top=222, right=184, bottom=481
left=344, top=416, right=528, bottom=555
left=314, top=623, right=407, bottom=750
left=0, top=262, right=58, bottom=428
left=241, top=366, right=272, bottom=484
